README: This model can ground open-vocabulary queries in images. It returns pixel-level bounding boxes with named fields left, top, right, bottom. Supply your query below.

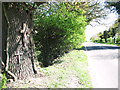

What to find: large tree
left=2, top=2, right=44, bottom=81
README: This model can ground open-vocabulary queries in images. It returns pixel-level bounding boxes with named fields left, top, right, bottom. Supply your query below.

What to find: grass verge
left=7, top=46, right=92, bottom=88
left=41, top=48, right=92, bottom=88
left=93, top=41, right=120, bottom=46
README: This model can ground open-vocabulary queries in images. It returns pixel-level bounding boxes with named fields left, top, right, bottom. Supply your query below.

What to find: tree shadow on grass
left=37, top=53, right=64, bottom=67
left=74, top=46, right=85, bottom=51
left=38, top=46, right=86, bottom=67
left=85, top=46, right=120, bottom=51
left=51, top=46, right=86, bottom=65
left=51, top=58, right=64, bottom=65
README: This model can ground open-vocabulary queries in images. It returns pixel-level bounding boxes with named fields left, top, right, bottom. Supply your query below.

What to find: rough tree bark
left=2, top=3, right=38, bottom=80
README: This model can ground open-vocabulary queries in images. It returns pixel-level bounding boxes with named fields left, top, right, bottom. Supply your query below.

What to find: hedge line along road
left=84, top=42, right=119, bottom=88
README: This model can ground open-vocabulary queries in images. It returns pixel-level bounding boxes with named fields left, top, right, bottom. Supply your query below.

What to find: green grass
left=92, top=38, right=120, bottom=46
left=100, top=42, right=120, bottom=46
left=9, top=46, right=92, bottom=88
left=41, top=49, right=92, bottom=88
left=93, top=41, right=120, bottom=46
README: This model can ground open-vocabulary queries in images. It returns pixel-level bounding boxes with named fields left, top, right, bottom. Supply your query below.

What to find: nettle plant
left=0, top=74, right=7, bottom=89
left=33, top=2, right=87, bottom=66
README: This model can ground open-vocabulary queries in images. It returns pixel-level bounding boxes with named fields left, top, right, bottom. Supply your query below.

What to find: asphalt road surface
left=84, top=42, right=119, bottom=88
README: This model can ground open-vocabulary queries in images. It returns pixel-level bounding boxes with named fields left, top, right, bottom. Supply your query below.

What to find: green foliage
left=0, top=73, right=7, bottom=89
left=108, top=1, right=120, bottom=14
left=103, top=31, right=110, bottom=42
left=90, top=37, right=94, bottom=42
left=33, top=3, right=87, bottom=66
left=93, top=17, right=120, bottom=44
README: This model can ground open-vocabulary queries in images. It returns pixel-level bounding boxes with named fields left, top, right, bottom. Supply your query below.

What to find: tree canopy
left=32, top=1, right=112, bottom=66
left=33, top=2, right=87, bottom=66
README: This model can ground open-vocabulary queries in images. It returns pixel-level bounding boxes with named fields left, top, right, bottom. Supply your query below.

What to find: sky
left=85, top=4, right=119, bottom=41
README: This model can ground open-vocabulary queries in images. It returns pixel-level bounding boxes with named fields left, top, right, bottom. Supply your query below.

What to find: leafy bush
left=33, top=3, right=87, bottom=66
left=90, top=37, right=94, bottom=42
left=0, top=73, right=7, bottom=89
left=116, top=37, right=120, bottom=44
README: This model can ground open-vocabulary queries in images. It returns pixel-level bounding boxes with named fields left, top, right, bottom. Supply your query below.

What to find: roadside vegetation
left=0, top=74, right=7, bottom=89
left=7, top=46, right=92, bottom=88
left=33, top=2, right=87, bottom=67
left=41, top=46, right=92, bottom=88
left=2, top=1, right=119, bottom=88
left=90, top=17, right=120, bottom=46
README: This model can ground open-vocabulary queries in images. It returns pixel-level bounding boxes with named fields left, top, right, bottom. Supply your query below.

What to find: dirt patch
left=7, top=76, right=49, bottom=88
left=65, top=75, right=81, bottom=88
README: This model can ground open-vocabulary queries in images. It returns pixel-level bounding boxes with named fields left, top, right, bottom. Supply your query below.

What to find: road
left=84, top=42, right=119, bottom=88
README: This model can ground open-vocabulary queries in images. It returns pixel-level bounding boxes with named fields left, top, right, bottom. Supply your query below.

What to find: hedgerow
left=33, top=3, right=87, bottom=66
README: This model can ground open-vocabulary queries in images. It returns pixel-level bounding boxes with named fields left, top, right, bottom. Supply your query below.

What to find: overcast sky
left=85, top=5, right=118, bottom=41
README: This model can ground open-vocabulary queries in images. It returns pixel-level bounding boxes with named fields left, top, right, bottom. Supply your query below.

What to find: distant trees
left=109, top=1, right=120, bottom=43
left=92, top=18, right=120, bottom=44
left=103, top=31, right=111, bottom=42
left=107, top=1, right=120, bottom=14
left=99, top=32, right=104, bottom=42
left=91, top=1, right=120, bottom=44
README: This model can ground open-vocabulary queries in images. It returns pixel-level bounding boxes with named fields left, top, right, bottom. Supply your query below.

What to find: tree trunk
left=2, top=3, right=37, bottom=80
left=105, top=38, right=107, bottom=42
left=100, top=39, right=102, bottom=42
left=114, top=38, right=116, bottom=43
